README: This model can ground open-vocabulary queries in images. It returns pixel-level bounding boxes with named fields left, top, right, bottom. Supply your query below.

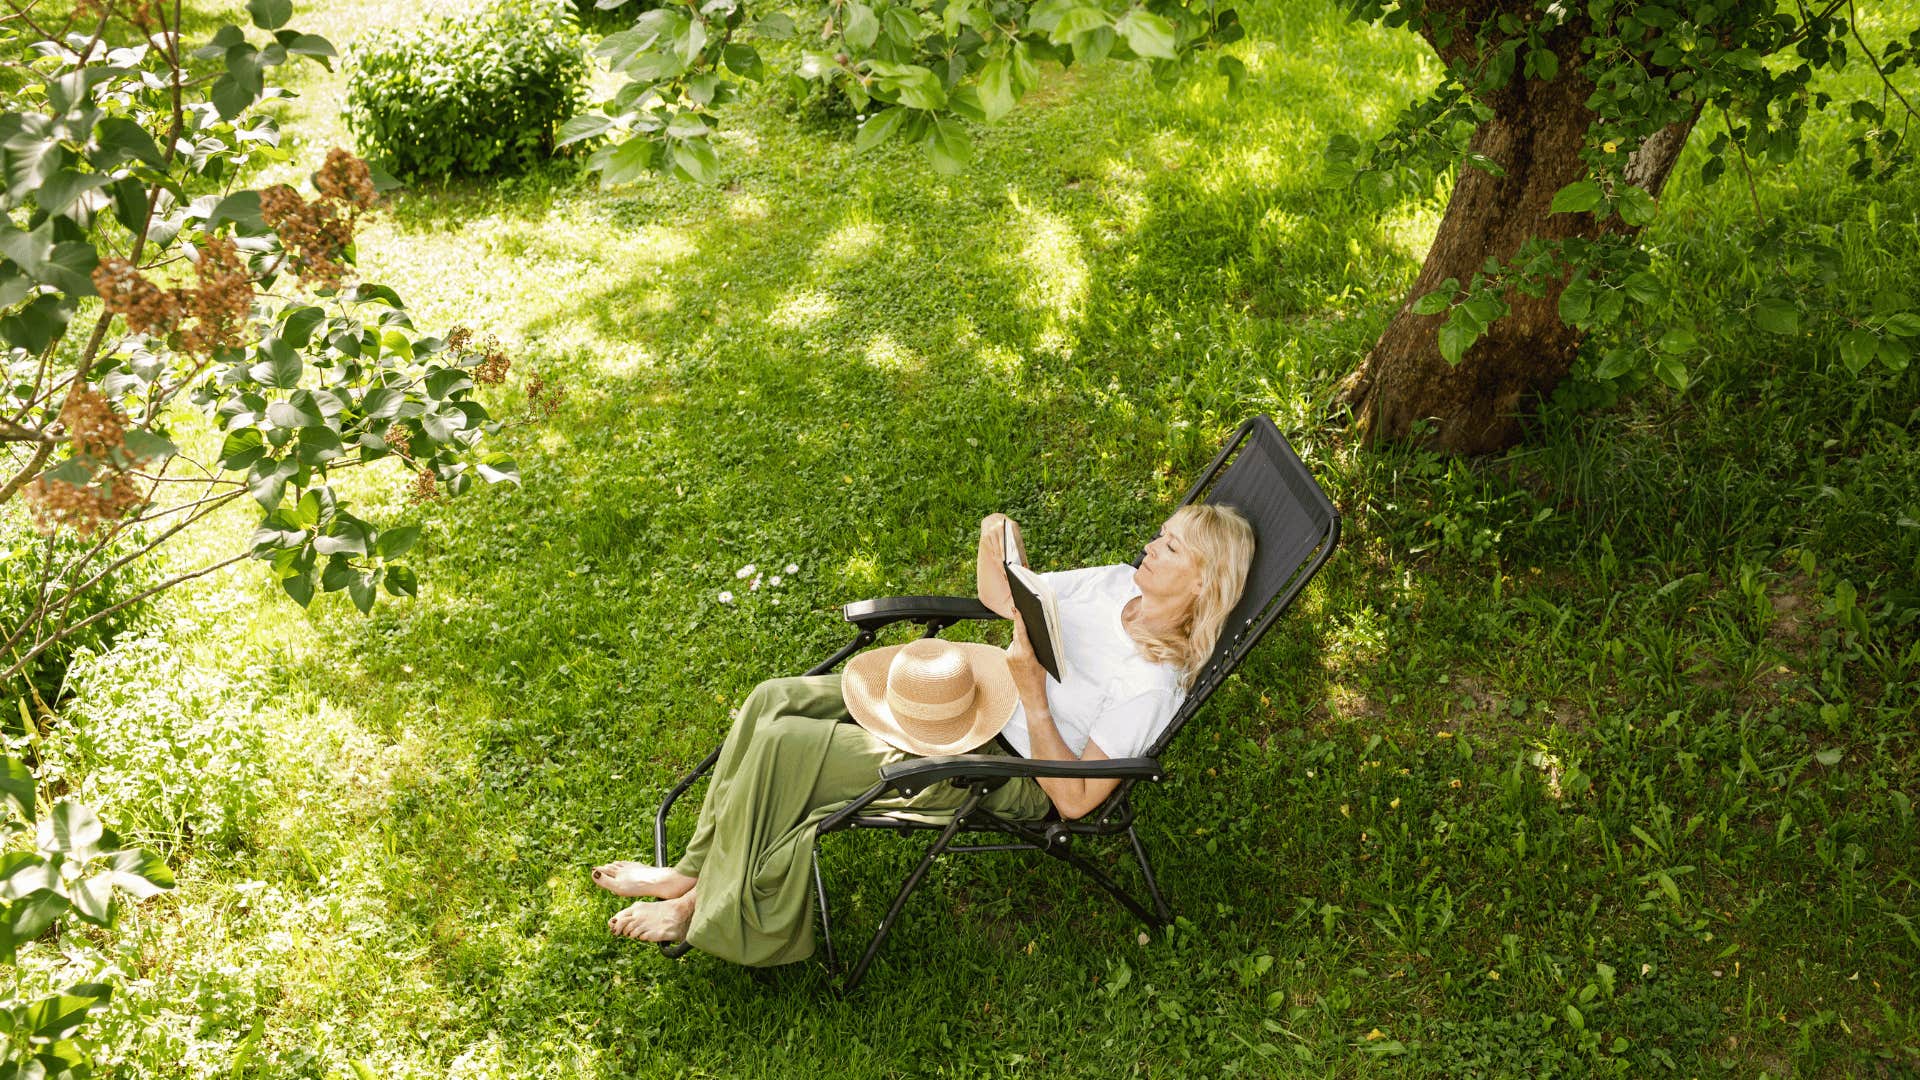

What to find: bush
left=345, top=0, right=587, bottom=180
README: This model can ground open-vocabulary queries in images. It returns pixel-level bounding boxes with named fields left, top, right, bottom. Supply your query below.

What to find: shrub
left=345, top=0, right=588, bottom=180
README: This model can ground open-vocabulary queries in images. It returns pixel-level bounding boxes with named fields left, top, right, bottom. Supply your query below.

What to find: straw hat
left=843, top=638, right=1019, bottom=757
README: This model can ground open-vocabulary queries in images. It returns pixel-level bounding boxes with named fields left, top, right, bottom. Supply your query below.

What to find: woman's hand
left=976, top=513, right=1022, bottom=620
left=1004, top=607, right=1049, bottom=708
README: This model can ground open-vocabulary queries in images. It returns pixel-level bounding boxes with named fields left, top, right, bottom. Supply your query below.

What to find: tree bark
left=1338, top=20, right=1698, bottom=454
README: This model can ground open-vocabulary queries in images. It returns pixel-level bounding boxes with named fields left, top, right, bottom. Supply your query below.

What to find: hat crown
left=885, top=639, right=978, bottom=738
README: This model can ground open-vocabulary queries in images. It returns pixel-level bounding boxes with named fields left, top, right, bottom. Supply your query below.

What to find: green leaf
left=296, top=425, right=344, bottom=467
left=0, top=757, right=33, bottom=824
left=1437, top=309, right=1479, bottom=365
left=359, top=387, right=404, bottom=419
left=1411, top=289, right=1452, bottom=316
left=1549, top=180, right=1605, bottom=214
left=347, top=570, right=378, bottom=614
left=978, top=57, right=1017, bottom=122
left=69, top=873, right=113, bottom=926
left=671, top=139, right=720, bottom=184
left=1216, top=54, right=1247, bottom=95
left=266, top=399, right=321, bottom=430
left=855, top=107, right=908, bottom=152
left=1754, top=298, right=1799, bottom=335
left=284, top=32, right=336, bottom=59
left=1615, top=184, right=1658, bottom=226
left=108, top=848, right=174, bottom=898
left=1657, top=326, right=1696, bottom=354
left=49, top=801, right=103, bottom=856
left=211, top=74, right=253, bottom=121
left=7, top=889, right=69, bottom=943
left=282, top=565, right=315, bottom=606
left=281, top=305, right=326, bottom=348
left=1050, top=6, right=1111, bottom=43
left=1878, top=336, right=1911, bottom=372
left=376, top=525, right=421, bottom=558
left=843, top=2, right=880, bottom=49
left=384, top=564, right=419, bottom=597
left=1881, top=312, right=1920, bottom=337
left=220, top=427, right=266, bottom=470
left=1839, top=328, right=1878, bottom=373
left=1529, top=46, right=1559, bottom=81
left=21, top=985, right=109, bottom=1043
left=248, top=457, right=298, bottom=510
left=1462, top=294, right=1503, bottom=329
left=211, top=190, right=265, bottom=232
left=722, top=43, right=764, bottom=79
left=476, top=457, right=520, bottom=484
left=95, top=117, right=165, bottom=169
left=875, top=64, right=946, bottom=110
left=248, top=0, right=292, bottom=29
left=122, top=429, right=177, bottom=463
left=1558, top=274, right=1593, bottom=323
left=1622, top=272, right=1663, bottom=305
left=1116, top=10, right=1178, bottom=59
left=926, top=117, right=972, bottom=175
left=1653, top=352, right=1689, bottom=390
left=249, top=337, right=302, bottom=389
left=555, top=114, right=614, bottom=149
left=1592, top=346, right=1636, bottom=379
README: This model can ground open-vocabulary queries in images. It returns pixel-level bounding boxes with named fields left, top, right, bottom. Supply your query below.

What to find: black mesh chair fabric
left=1145, top=417, right=1339, bottom=754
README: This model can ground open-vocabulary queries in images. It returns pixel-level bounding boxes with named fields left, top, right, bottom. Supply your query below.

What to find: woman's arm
left=975, top=513, right=1027, bottom=620
left=1005, top=609, right=1122, bottom=820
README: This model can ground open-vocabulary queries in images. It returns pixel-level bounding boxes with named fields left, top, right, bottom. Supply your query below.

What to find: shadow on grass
left=234, top=0, right=1920, bottom=1072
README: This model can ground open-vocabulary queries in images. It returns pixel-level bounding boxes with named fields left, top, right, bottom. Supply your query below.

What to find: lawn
left=14, top=0, right=1919, bottom=1075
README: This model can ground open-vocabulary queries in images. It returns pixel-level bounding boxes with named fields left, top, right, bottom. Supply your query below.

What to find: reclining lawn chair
left=653, top=415, right=1340, bottom=991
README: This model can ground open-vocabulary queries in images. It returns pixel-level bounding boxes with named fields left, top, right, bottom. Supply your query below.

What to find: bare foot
left=608, top=892, right=695, bottom=943
left=591, top=861, right=697, bottom=899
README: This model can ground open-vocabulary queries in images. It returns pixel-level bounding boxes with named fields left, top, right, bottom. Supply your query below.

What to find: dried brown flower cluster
left=445, top=327, right=511, bottom=386
left=178, top=237, right=252, bottom=354
left=93, top=258, right=182, bottom=336
left=262, top=150, right=379, bottom=288
left=60, top=386, right=127, bottom=459
left=23, top=387, right=147, bottom=536
left=409, top=467, right=439, bottom=504
left=525, top=375, right=565, bottom=419
left=315, top=148, right=378, bottom=209
left=96, top=238, right=257, bottom=355
left=23, top=473, right=146, bottom=537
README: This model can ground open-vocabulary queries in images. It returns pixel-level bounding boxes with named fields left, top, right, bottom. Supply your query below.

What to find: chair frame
left=651, top=416, right=1340, bottom=992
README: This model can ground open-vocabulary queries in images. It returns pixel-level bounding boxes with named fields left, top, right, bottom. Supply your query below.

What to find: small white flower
left=718, top=590, right=734, bottom=604
left=735, top=563, right=756, bottom=579
left=750, top=575, right=762, bottom=591
left=769, top=575, right=782, bottom=587
left=784, top=562, right=798, bottom=574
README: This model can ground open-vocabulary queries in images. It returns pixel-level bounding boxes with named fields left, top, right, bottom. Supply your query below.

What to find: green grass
left=12, top=0, right=1920, bottom=1075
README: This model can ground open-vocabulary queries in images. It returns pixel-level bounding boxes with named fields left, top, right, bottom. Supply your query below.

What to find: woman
left=591, top=503, right=1256, bottom=964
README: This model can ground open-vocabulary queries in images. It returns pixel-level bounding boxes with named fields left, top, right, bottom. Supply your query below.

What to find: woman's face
left=1134, top=516, right=1203, bottom=606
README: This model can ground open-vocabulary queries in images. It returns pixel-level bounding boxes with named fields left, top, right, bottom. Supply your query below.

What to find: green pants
left=673, top=674, right=1051, bottom=967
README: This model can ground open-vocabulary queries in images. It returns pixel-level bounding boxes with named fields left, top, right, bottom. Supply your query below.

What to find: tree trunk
left=1338, top=25, right=1698, bottom=454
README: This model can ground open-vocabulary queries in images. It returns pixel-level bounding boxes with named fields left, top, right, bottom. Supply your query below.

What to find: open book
left=1003, top=519, right=1068, bottom=682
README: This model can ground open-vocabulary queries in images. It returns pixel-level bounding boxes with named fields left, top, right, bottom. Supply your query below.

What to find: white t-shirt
left=997, top=564, right=1187, bottom=761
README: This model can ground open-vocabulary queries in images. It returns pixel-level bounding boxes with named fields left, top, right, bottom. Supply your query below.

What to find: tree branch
left=2, top=551, right=252, bottom=683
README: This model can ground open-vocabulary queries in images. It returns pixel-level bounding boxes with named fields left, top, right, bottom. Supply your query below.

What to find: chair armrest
left=879, top=754, right=1164, bottom=796
left=842, top=595, right=1001, bottom=632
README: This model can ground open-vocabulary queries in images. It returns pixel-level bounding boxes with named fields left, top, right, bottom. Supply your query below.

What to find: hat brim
left=843, top=641, right=1019, bottom=757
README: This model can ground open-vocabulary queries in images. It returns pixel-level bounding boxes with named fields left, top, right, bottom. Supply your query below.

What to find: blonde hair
left=1128, top=503, right=1256, bottom=689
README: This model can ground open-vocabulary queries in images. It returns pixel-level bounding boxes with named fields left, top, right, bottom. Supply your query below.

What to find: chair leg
left=813, top=846, right=838, bottom=975
left=1129, top=825, right=1175, bottom=925
left=835, top=790, right=984, bottom=994
left=981, top=814, right=1172, bottom=931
